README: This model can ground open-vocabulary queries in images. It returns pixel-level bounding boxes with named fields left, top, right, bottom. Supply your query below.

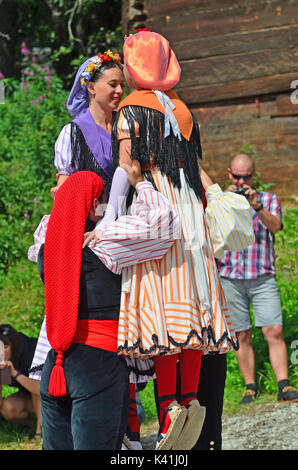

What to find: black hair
left=89, top=61, right=122, bottom=83
left=0, top=324, right=24, bottom=369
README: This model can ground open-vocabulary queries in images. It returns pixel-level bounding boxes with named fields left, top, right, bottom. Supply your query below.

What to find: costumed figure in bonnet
left=85, top=30, right=254, bottom=450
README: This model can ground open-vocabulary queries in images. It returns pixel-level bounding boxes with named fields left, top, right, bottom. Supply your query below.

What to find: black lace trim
left=28, top=330, right=237, bottom=376
left=70, top=122, right=112, bottom=193
left=126, top=363, right=156, bottom=381
left=117, top=326, right=239, bottom=357
left=112, top=106, right=203, bottom=200
left=28, top=364, right=44, bottom=374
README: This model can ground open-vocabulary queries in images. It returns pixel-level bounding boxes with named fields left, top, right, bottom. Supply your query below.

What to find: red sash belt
left=72, top=319, right=119, bottom=353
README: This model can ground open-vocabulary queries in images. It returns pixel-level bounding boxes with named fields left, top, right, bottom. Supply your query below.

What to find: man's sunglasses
left=231, top=173, right=252, bottom=181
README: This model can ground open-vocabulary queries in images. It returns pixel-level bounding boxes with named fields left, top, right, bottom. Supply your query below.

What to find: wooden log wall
left=122, top=0, right=298, bottom=205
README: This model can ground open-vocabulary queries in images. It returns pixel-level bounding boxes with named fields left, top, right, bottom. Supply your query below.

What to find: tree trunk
left=0, top=0, right=18, bottom=77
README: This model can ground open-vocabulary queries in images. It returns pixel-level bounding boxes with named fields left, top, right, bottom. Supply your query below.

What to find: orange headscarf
left=123, top=31, right=181, bottom=91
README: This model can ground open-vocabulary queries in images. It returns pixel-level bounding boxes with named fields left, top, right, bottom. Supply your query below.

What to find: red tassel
left=48, top=351, right=67, bottom=397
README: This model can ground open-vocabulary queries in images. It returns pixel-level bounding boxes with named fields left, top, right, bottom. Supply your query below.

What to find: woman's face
left=88, top=66, right=124, bottom=112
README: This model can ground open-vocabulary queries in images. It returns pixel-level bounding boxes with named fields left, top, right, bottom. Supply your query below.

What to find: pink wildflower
left=21, top=42, right=31, bottom=56
left=21, top=81, right=28, bottom=92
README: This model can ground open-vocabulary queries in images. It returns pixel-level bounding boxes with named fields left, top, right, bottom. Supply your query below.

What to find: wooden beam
left=189, top=97, right=298, bottom=203
left=177, top=49, right=298, bottom=89
left=271, top=94, right=298, bottom=116
left=176, top=72, right=298, bottom=105
left=144, top=0, right=294, bottom=19
left=146, top=1, right=298, bottom=43
left=171, top=24, right=298, bottom=61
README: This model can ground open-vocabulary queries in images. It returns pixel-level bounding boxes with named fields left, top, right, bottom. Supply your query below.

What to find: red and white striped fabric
left=28, top=181, right=180, bottom=272
left=116, top=169, right=240, bottom=361
left=28, top=180, right=181, bottom=379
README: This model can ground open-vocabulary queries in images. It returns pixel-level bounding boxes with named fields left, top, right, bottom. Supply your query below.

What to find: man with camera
left=218, top=153, right=298, bottom=404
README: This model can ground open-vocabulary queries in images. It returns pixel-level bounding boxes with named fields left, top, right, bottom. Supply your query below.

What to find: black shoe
left=278, top=386, right=298, bottom=402
left=239, top=389, right=257, bottom=405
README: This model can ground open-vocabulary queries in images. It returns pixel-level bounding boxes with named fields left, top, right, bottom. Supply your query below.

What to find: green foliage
left=275, top=209, right=298, bottom=280
left=11, top=0, right=123, bottom=86
left=0, top=260, right=45, bottom=333
left=0, top=58, right=70, bottom=279
left=139, top=381, right=158, bottom=421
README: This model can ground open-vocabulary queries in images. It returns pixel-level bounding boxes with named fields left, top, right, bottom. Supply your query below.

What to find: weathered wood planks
left=123, top=0, right=298, bottom=203
left=190, top=97, right=298, bottom=204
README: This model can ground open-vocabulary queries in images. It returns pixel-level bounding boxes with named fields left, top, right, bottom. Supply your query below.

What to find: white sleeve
left=54, top=123, right=74, bottom=175
left=29, top=318, right=52, bottom=381
left=91, top=181, right=181, bottom=273
left=205, top=184, right=255, bottom=259
left=27, top=215, right=50, bottom=262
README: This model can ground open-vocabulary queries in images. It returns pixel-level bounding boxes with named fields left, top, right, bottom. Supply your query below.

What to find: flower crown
left=80, top=50, right=121, bottom=87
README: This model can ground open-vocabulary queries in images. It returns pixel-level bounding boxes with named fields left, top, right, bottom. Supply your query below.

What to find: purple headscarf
left=67, top=56, right=97, bottom=117
left=66, top=56, right=114, bottom=179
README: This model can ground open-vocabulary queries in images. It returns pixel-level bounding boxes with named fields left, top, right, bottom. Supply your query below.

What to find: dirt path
left=222, top=401, right=298, bottom=450
left=140, top=401, right=298, bottom=450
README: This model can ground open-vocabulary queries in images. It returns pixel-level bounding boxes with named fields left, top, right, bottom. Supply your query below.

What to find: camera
left=234, top=187, right=248, bottom=198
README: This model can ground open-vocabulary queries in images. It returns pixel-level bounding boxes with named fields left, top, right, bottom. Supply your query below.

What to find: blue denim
left=40, top=343, right=129, bottom=450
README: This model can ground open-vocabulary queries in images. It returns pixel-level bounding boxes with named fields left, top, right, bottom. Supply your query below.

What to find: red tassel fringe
left=48, top=351, right=67, bottom=397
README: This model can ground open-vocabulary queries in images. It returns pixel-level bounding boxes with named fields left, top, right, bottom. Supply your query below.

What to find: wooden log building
left=122, top=0, right=298, bottom=204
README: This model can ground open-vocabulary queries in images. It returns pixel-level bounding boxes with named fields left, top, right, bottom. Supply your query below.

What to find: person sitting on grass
left=0, top=324, right=42, bottom=440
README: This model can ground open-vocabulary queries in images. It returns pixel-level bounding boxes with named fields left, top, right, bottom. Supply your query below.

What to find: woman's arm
left=51, top=174, right=69, bottom=199
left=119, top=138, right=132, bottom=165
left=0, top=362, right=40, bottom=396
left=199, top=166, right=214, bottom=191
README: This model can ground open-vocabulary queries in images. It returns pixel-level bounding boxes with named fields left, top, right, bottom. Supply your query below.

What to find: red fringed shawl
left=44, top=171, right=103, bottom=397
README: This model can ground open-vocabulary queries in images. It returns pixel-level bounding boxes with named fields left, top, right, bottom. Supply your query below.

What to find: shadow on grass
left=0, top=418, right=40, bottom=450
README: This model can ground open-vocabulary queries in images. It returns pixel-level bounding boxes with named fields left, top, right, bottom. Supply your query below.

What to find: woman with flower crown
left=29, top=51, right=145, bottom=449
left=52, top=50, right=125, bottom=197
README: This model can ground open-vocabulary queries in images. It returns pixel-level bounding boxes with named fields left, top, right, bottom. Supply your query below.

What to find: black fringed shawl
left=112, top=95, right=203, bottom=200
left=70, top=122, right=112, bottom=193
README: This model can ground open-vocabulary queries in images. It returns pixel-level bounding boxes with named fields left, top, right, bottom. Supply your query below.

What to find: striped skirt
left=118, top=169, right=238, bottom=381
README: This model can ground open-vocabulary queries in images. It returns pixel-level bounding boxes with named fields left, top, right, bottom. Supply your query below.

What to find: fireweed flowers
left=19, top=43, right=53, bottom=102
left=21, top=42, right=31, bottom=56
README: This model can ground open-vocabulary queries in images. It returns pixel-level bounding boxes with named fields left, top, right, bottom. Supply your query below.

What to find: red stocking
left=179, top=349, right=202, bottom=407
left=154, top=354, right=178, bottom=433
left=126, top=383, right=140, bottom=439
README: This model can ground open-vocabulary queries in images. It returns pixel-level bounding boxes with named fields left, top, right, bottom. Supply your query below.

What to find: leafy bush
left=0, top=59, right=70, bottom=281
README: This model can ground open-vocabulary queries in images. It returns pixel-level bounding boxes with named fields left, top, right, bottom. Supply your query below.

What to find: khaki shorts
left=220, top=274, right=282, bottom=332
